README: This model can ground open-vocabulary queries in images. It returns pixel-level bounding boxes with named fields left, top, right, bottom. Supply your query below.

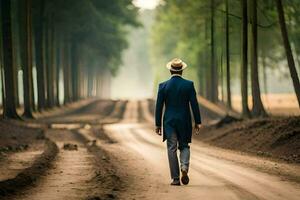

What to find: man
left=155, top=58, right=202, bottom=186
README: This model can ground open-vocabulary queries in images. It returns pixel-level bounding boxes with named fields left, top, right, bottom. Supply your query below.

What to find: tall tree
left=225, top=0, right=232, bottom=108
left=210, top=0, right=218, bottom=102
left=1, top=0, right=19, bottom=118
left=1, top=0, right=138, bottom=114
left=0, top=7, right=5, bottom=115
left=22, top=0, right=34, bottom=118
left=33, top=0, right=46, bottom=111
left=71, top=41, right=79, bottom=101
left=63, top=41, right=72, bottom=104
left=45, top=17, right=54, bottom=108
left=250, top=0, right=267, bottom=117
left=276, top=0, right=300, bottom=107
left=241, top=0, right=250, bottom=117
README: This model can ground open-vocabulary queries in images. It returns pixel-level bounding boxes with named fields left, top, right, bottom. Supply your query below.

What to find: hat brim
left=166, top=61, right=188, bottom=71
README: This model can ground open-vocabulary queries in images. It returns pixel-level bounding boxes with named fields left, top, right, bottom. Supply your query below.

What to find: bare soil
left=38, top=99, right=117, bottom=124
left=1, top=99, right=299, bottom=199
left=196, top=116, right=300, bottom=163
left=101, top=101, right=300, bottom=200
left=0, top=119, right=50, bottom=190
left=0, top=139, right=58, bottom=197
left=0, top=99, right=123, bottom=199
left=147, top=98, right=300, bottom=164
left=8, top=128, right=119, bottom=200
left=0, top=119, right=45, bottom=152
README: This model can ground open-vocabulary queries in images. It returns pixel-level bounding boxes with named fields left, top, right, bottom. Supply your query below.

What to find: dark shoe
left=181, top=170, right=189, bottom=185
left=170, top=178, right=180, bottom=186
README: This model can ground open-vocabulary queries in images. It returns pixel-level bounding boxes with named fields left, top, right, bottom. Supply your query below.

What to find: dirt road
left=103, top=101, right=300, bottom=200
left=4, top=100, right=300, bottom=200
left=3, top=100, right=121, bottom=200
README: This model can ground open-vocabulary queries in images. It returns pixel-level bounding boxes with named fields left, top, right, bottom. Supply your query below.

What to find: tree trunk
left=55, top=34, right=61, bottom=106
left=220, top=53, right=224, bottom=102
left=45, top=18, right=54, bottom=108
left=199, top=19, right=208, bottom=98
left=96, top=69, right=102, bottom=98
left=210, top=0, right=218, bottom=102
left=225, top=0, right=232, bottom=109
left=63, top=41, right=71, bottom=104
left=22, top=0, right=34, bottom=118
left=51, top=25, right=57, bottom=107
left=67, top=42, right=73, bottom=102
left=12, top=2, right=20, bottom=109
left=198, top=47, right=205, bottom=97
left=33, top=0, right=46, bottom=111
left=250, top=0, right=267, bottom=117
left=1, top=0, right=19, bottom=119
left=204, top=19, right=210, bottom=99
left=0, top=45, right=5, bottom=114
left=0, top=11, right=3, bottom=113
left=241, top=0, right=250, bottom=118
left=261, top=52, right=268, bottom=95
left=0, top=64, right=5, bottom=114
left=276, top=0, right=300, bottom=107
left=87, top=66, right=93, bottom=97
left=63, top=41, right=68, bottom=104
left=71, top=42, right=78, bottom=101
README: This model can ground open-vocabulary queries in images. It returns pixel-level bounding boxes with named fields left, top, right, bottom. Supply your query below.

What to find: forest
left=0, top=0, right=139, bottom=119
left=0, top=0, right=300, bottom=199
left=151, top=0, right=300, bottom=117
left=1, top=0, right=299, bottom=119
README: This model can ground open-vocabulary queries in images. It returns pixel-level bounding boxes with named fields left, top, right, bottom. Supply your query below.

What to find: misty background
left=111, top=10, right=154, bottom=99
left=110, top=8, right=296, bottom=100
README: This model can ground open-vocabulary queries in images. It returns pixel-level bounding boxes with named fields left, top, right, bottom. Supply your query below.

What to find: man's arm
left=189, top=82, right=202, bottom=125
left=155, top=84, right=164, bottom=131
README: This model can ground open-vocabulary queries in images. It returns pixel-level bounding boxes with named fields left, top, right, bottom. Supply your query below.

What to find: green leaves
left=34, top=0, right=139, bottom=74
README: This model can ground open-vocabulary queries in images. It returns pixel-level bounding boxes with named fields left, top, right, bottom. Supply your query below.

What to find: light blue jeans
left=167, top=132, right=190, bottom=179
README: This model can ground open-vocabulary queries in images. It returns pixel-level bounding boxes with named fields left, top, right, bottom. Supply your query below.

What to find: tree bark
left=210, top=0, right=218, bottom=102
left=62, top=42, right=68, bottom=104
left=225, top=0, right=232, bottom=109
left=96, top=69, right=102, bottom=98
left=0, top=65, right=5, bottom=114
left=1, top=0, right=20, bottom=119
left=51, top=25, right=57, bottom=107
left=205, top=19, right=210, bottom=99
left=241, top=0, right=250, bottom=118
left=0, top=4, right=4, bottom=115
left=45, top=17, right=54, bottom=108
left=63, top=41, right=72, bottom=104
left=33, top=0, right=46, bottom=111
left=199, top=19, right=208, bottom=98
left=67, top=42, right=73, bottom=102
left=276, top=0, right=300, bottom=107
left=71, top=42, right=79, bottom=101
left=250, top=0, right=267, bottom=117
left=261, top=52, right=268, bottom=95
left=22, top=0, right=34, bottom=118
left=55, top=34, right=61, bottom=106
left=0, top=43, right=5, bottom=114
left=12, top=2, right=20, bottom=109
left=87, top=66, right=93, bottom=97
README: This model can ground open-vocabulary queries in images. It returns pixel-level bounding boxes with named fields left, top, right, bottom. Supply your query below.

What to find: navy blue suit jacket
left=155, top=75, right=201, bottom=143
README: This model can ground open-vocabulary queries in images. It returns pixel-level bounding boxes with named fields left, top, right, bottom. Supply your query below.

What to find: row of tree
left=0, top=0, right=139, bottom=119
left=151, top=0, right=300, bottom=117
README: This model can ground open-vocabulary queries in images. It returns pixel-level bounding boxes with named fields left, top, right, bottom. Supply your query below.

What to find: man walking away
left=155, top=58, right=202, bottom=186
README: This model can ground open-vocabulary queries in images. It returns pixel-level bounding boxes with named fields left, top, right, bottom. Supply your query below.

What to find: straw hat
left=166, top=58, right=187, bottom=71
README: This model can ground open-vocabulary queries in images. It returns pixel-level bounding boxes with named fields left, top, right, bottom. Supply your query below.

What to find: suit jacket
left=155, top=75, right=201, bottom=143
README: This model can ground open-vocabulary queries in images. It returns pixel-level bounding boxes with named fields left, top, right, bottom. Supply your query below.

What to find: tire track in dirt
left=101, top=100, right=300, bottom=200
left=10, top=129, right=95, bottom=200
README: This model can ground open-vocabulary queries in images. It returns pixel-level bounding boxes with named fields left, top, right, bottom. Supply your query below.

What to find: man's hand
left=194, top=124, right=203, bottom=135
left=155, top=127, right=162, bottom=136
